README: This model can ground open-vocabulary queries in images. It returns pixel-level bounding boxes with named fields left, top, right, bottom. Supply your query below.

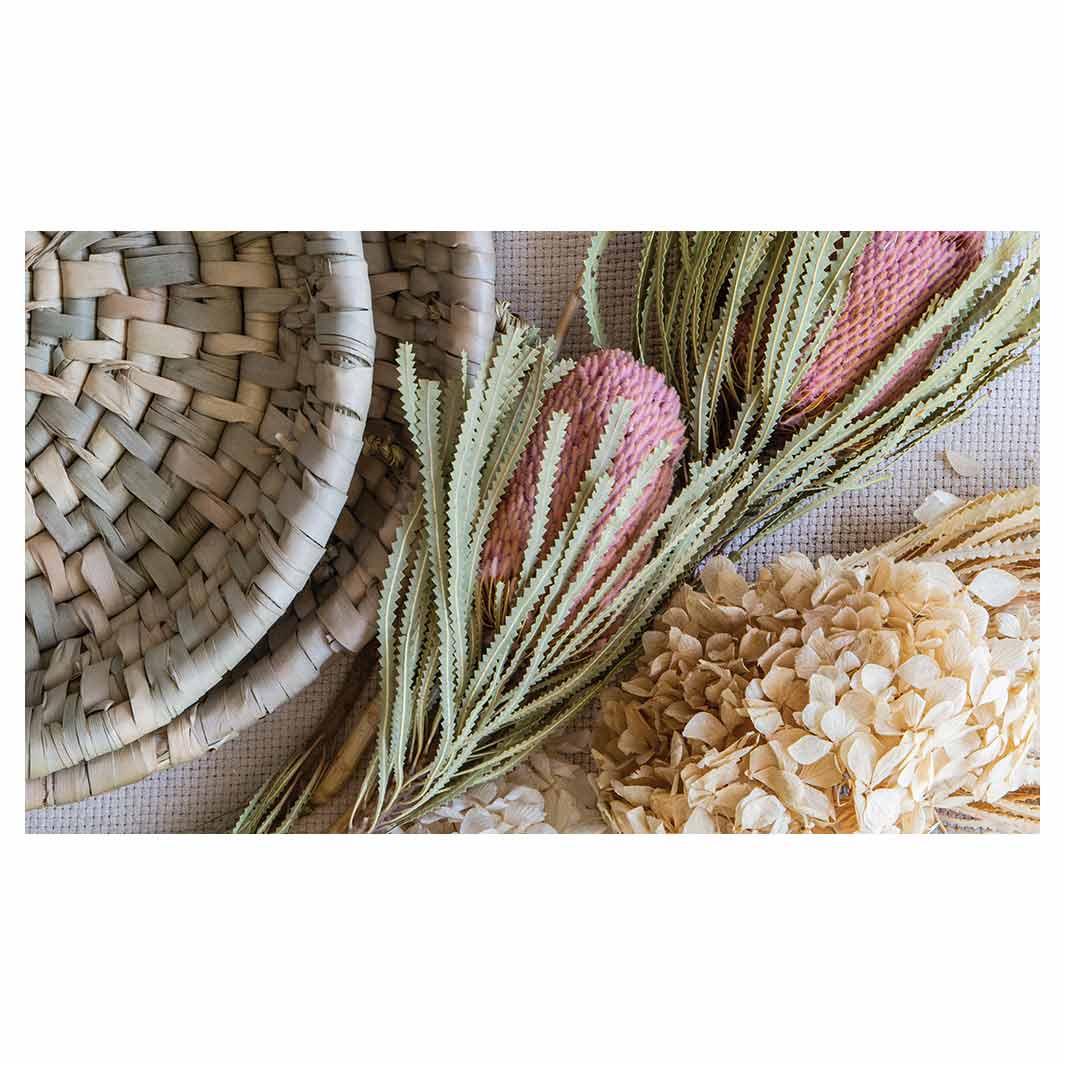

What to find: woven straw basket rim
left=27, top=231, right=497, bottom=810
left=25, top=231, right=374, bottom=807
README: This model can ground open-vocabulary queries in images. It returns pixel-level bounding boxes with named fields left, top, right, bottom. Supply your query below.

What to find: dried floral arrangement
left=583, top=231, right=1039, bottom=555
left=233, top=231, right=1040, bottom=835
left=593, top=486, right=1040, bottom=833
left=261, top=484, right=1035, bottom=836
left=309, top=314, right=747, bottom=832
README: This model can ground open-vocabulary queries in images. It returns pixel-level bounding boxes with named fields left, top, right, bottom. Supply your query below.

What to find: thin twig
left=553, top=266, right=586, bottom=351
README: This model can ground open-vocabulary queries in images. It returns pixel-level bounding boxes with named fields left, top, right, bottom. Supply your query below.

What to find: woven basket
left=27, top=231, right=496, bottom=809
left=25, top=231, right=375, bottom=809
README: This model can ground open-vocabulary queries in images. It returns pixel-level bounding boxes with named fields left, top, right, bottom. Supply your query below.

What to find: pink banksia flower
left=784, top=231, right=985, bottom=423
left=481, top=349, right=685, bottom=623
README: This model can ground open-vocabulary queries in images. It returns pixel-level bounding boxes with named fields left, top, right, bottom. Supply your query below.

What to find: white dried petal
left=502, top=799, right=546, bottom=830
left=683, top=807, right=716, bottom=833
left=465, top=782, right=499, bottom=805
left=968, top=568, right=1021, bottom=608
left=945, top=449, right=981, bottom=477
left=761, top=664, right=796, bottom=705
left=735, top=788, right=789, bottom=832
left=682, top=711, right=728, bottom=747
left=859, top=663, right=893, bottom=696
left=672, top=627, right=704, bottom=660
left=871, top=738, right=914, bottom=788
left=989, top=639, right=1029, bottom=674
left=914, top=490, right=964, bottom=525
left=924, top=676, right=967, bottom=713
left=892, top=691, right=926, bottom=730
left=787, top=734, right=832, bottom=765
left=641, top=630, right=668, bottom=656
left=976, top=674, right=1010, bottom=713
left=818, top=706, right=860, bottom=743
left=623, top=806, right=654, bottom=833
left=701, top=556, right=749, bottom=605
left=808, top=672, right=836, bottom=706
left=860, top=787, right=905, bottom=832
left=896, top=654, right=941, bottom=689
left=748, top=703, right=784, bottom=736
left=747, top=744, right=778, bottom=776
left=840, top=732, right=880, bottom=785
left=459, top=807, right=500, bottom=833
left=753, top=767, right=833, bottom=823
left=613, top=782, right=655, bottom=806
left=800, top=753, right=844, bottom=788
left=838, top=689, right=876, bottom=726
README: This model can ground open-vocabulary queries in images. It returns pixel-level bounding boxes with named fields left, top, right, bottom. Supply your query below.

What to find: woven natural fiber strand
left=24, top=232, right=375, bottom=807
left=26, top=233, right=496, bottom=811
left=25, top=231, right=1040, bottom=832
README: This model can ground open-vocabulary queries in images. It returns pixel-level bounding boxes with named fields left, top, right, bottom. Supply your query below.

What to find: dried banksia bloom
left=593, top=549, right=1039, bottom=834
left=785, top=231, right=985, bottom=421
left=328, top=319, right=736, bottom=833
left=481, top=349, right=685, bottom=624
left=588, top=231, right=1038, bottom=556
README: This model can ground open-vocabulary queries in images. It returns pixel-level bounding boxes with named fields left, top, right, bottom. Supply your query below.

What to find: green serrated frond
left=582, top=230, right=613, bottom=348
left=375, top=496, right=423, bottom=806
left=397, top=342, right=422, bottom=454
left=417, top=379, right=457, bottom=755
left=466, top=342, right=552, bottom=619
left=388, top=531, right=432, bottom=794
left=632, top=232, right=657, bottom=359
left=518, top=410, right=569, bottom=591
left=693, top=231, right=773, bottom=456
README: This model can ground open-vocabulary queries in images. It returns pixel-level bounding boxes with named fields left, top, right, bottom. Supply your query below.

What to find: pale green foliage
left=581, top=231, right=613, bottom=348
left=231, top=738, right=326, bottom=834
left=355, top=319, right=750, bottom=831
left=585, top=230, right=1040, bottom=557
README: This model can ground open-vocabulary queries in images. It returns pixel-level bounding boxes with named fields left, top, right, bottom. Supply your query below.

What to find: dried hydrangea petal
left=945, top=449, right=981, bottom=477
left=914, top=490, right=964, bottom=525
left=896, top=654, right=941, bottom=689
left=969, top=567, right=1021, bottom=608
left=788, top=734, right=833, bottom=765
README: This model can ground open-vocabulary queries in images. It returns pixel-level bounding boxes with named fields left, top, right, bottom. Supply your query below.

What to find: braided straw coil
left=27, top=232, right=496, bottom=809
left=25, top=232, right=374, bottom=808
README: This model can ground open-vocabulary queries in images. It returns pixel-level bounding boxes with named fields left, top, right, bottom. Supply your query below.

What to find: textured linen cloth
left=25, top=232, right=1041, bottom=833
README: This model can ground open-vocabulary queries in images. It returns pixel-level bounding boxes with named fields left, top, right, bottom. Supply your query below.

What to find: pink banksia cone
left=481, top=349, right=686, bottom=624
left=784, top=231, right=985, bottom=424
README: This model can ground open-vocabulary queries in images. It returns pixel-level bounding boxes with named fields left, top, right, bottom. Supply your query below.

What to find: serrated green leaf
left=582, top=230, right=613, bottom=348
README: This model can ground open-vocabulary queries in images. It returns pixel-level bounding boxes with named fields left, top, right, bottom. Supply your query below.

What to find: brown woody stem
left=310, top=696, right=381, bottom=807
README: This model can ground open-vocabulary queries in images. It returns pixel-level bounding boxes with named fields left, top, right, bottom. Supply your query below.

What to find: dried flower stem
left=310, top=696, right=382, bottom=807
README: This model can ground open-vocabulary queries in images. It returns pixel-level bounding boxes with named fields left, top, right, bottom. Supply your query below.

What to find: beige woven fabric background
left=25, top=231, right=1040, bottom=833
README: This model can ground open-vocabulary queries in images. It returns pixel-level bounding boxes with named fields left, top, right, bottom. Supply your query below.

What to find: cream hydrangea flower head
left=593, top=552, right=1039, bottom=834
